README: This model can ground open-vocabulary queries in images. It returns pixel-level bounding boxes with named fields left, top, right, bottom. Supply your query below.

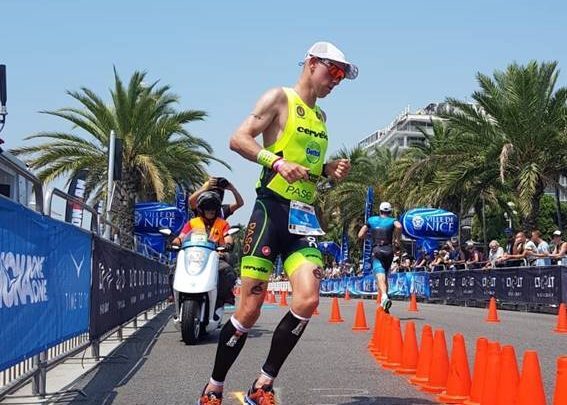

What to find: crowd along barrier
left=320, top=266, right=566, bottom=306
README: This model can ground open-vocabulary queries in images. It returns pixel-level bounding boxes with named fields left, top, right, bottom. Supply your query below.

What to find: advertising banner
left=361, top=187, right=374, bottom=275
left=90, top=236, right=170, bottom=339
left=0, top=197, right=91, bottom=370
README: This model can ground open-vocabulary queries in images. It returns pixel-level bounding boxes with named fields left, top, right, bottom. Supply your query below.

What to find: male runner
left=357, top=201, right=402, bottom=313
left=197, top=41, right=357, bottom=405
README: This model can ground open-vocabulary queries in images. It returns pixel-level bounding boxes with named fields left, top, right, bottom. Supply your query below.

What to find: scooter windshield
left=181, top=230, right=216, bottom=250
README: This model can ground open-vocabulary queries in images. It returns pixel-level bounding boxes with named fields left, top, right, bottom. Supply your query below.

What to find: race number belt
left=288, top=200, right=325, bottom=236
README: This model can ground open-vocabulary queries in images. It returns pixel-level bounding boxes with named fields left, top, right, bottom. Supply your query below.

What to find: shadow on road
left=343, top=395, right=437, bottom=404
left=62, top=307, right=174, bottom=404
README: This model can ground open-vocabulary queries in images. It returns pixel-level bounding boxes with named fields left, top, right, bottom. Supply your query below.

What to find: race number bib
left=288, top=200, right=325, bottom=236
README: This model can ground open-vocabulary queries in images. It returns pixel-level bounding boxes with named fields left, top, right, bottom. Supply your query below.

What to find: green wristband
left=257, top=149, right=280, bottom=168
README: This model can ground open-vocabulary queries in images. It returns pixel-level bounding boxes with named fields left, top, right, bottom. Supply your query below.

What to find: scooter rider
left=173, top=191, right=236, bottom=306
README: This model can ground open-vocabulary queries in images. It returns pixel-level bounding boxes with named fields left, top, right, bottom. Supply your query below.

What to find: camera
left=216, top=177, right=229, bottom=189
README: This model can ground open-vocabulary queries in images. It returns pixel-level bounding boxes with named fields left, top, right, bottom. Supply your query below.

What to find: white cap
left=305, top=41, right=358, bottom=80
left=379, top=201, right=392, bottom=212
left=553, top=230, right=562, bottom=236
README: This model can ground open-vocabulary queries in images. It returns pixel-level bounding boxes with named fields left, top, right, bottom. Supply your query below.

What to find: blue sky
left=3, top=0, right=567, bottom=225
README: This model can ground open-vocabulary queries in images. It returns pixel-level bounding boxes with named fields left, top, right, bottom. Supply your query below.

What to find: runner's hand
left=325, top=159, right=351, bottom=181
left=276, top=160, right=310, bottom=183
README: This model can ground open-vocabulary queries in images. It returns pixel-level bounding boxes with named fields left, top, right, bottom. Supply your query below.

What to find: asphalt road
left=64, top=296, right=565, bottom=404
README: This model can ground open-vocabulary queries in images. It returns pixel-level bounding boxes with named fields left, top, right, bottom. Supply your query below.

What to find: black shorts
left=372, top=245, right=394, bottom=274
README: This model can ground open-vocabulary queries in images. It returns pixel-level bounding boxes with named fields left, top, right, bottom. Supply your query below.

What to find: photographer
left=188, top=176, right=244, bottom=220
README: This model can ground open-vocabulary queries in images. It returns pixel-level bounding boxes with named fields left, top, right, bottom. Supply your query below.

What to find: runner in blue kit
left=358, top=201, right=402, bottom=313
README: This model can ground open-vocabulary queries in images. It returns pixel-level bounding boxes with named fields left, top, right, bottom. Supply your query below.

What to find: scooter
left=161, top=227, right=238, bottom=345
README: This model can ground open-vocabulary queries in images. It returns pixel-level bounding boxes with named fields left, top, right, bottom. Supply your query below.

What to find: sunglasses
left=317, top=58, right=346, bottom=82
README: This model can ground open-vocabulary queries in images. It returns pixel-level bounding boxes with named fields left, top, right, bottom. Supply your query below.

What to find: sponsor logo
left=226, top=331, right=243, bottom=347
left=291, top=320, right=308, bottom=336
left=261, top=246, right=271, bottom=256
left=0, top=252, right=48, bottom=308
left=242, top=222, right=257, bottom=255
left=242, top=264, right=269, bottom=274
left=284, top=185, right=313, bottom=201
left=305, top=142, right=321, bottom=164
left=296, top=105, right=305, bottom=117
left=70, top=253, right=85, bottom=278
left=297, top=126, right=327, bottom=140
left=412, top=215, right=424, bottom=230
left=315, top=110, right=323, bottom=121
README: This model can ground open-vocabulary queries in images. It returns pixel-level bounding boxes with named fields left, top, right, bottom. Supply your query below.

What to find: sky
left=2, top=0, right=567, bottom=226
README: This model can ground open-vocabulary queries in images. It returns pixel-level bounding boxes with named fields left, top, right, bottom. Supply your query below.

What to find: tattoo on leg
left=251, top=113, right=263, bottom=120
left=251, top=283, right=264, bottom=295
left=312, top=267, right=323, bottom=280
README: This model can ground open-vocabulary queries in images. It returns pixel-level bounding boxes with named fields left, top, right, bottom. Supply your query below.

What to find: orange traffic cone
left=437, top=333, right=471, bottom=404
left=395, top=321, right=419, bottom=375
left=463, top=337, right=489, bottom=405
left=480, top=341, right=501, bottom=405
left=372, top=313, right=389, bottom=359
left=410, top=324, right=433, bottom=386
left=408, top=293, right=419, bottom=312
left=352, top=301, right=370, bottom=331
left=486, top=297, right=500, bottom=323
left=554, top=303, right=567, bottom=333
left=328, top=297, right=344, bottom=323
left=516, top=351, right=546, bottom=405
left=420, top=329, right=450, bottom=393
left=345, top=288, right=351, bottom=301
left=554, top=356, right=567, bottom=405
left=375, top=315, right=392, bottom=363
left=279, top=290, right=288, bottom=306
left=383, top=317, right=403, bottom=370
left=368, top=307, right=384, bottom=350
left=495, top=345, right=520, bottom=405
left=269, top=291, right=276, bottom=304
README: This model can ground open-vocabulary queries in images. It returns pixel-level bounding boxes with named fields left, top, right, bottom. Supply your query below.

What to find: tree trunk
left=112, top=169, right=137, bottom=250
left=522, top=183, right=545, bottom=231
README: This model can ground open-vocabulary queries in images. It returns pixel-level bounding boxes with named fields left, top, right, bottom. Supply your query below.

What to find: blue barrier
left=320, top=267, right=566, bottom=305
left=0, top=197, right=92, bottom=370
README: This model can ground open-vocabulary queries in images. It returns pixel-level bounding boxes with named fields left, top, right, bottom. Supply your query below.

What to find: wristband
left=257, top=149, right=280, bottom=168
left=272, top=158, right=285, bottom=173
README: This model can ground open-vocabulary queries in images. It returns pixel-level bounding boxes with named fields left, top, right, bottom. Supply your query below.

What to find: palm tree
left=11, top=69, right=228, bottom=248
left=318, top=145, right=398, bottom=242
left=444, top=61, right=567, bottom=230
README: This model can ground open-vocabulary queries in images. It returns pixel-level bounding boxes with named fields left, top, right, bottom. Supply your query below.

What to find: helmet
left=196, top=191, right=221, bottom=216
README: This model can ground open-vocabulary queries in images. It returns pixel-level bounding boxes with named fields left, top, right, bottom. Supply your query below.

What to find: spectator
left=484, top=240, right=505, bottom=269
left=550, top=230, right=567, bottom=265
left=445, top=240, right=465, bottom=270
left=390, top=257, right=400, bottom=273
left=530, top=230, right=551, bottom=266
left=429, top=249, right=447, bottom=272
left=399, top=253, right=413, bottom=272
left=414, top=249, right=428, bottom=270
left=503, top=229, right=515, bottom=255
left=502, top=232, right=532, bottom=267
left=188, top=176, right=244, bottom=220
left=464, top=241, right=482, bottom=269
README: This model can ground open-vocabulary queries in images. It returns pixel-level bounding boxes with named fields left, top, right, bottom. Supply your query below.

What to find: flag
left=361, top=186, right=374, bottom=275
left=64, top=169, right=88, bottom=225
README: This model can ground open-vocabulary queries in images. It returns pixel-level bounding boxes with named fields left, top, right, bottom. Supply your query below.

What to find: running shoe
left=244, top=382, right=276, bottom=404
left=197, top=389, right=222, bottom=405
left=382, top=298, right=392, bottom=314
